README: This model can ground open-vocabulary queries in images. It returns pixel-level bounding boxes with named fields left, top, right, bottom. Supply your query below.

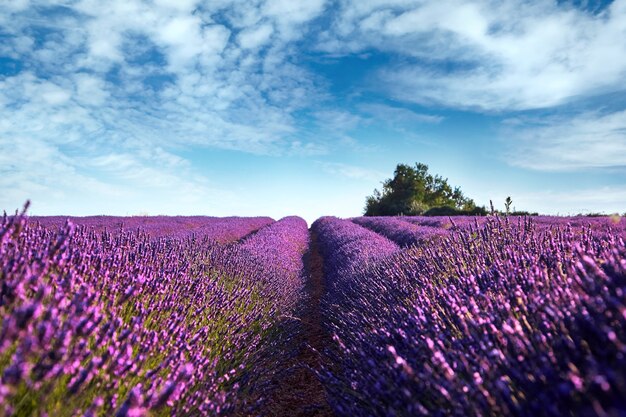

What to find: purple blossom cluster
left=531, top=216, right=626, bottom=240
left=240, top=216, right=309, bottom=279
left=234, top=216, right=311, bottom=408
left=317, top=216, right=626, bottom=416
left=402, top=215, right=626, bottom=237
left=239, top=216, right=309, bottom=313
left=0, top=209, right=307, bottom=416
left=5, top=203, right=625, bottom=416
left=399, top=215, right=486, bottom=230
left=352, top=216, right=449, bottom=247
left=311, top=217, right=399, bottom=283
left=310, top=217, right=401, bottom=408
left=32, top=215, right=274, bottom=243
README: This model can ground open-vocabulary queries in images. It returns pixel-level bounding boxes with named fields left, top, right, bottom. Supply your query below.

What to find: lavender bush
left=5, top=204, right=625, bottom=416
left=0, top=208, right=307, bottom=416
left=352, top=216, right=449, bottom=247
left=311, top=217, right=399, bottom=283
left=402, top=215, right=625, bottom=236
left=318, top=216, right=626, bottom=416
left=32, top=215, right=274, bottom=243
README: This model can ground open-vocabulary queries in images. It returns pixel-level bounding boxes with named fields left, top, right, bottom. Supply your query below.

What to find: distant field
left=30, top=215, right=275, bottom=242
left=1, top=213, right=625, bottom=416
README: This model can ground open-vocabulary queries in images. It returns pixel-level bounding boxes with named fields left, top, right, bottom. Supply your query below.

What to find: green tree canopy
left=364, top=163, right=482, bottom=216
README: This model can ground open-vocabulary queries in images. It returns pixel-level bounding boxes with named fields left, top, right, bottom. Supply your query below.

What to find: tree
left=364, top=163, right=482, bottom=216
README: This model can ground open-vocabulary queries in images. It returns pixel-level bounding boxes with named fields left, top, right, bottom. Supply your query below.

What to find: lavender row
left=235, top=217, right=311, bottom=409
left=401, top=215, right=626, bottom=236
left=311, top=217, right=399, bottom=283
left=0, top=209, right=307, bottom=416
left=398, top=215, right=481, bottom=229
left=239, top=216, right=309, bottom=280
left=352, top=216, right=449, bottom=247
left=32, top=215, right=275, bottom=243
left=310, top=217, right=399, bottom=330
left=317, top=216, right=626, bottom=416
left=310, top=216, right=401, bottom=413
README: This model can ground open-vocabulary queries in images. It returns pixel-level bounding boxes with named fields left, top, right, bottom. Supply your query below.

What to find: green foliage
left=364, top=163, right=482, bottom=216
left=509, top=210, right=539, bottom=216
left=504, top=196, right=513, bottom=215
left=422, top=205, right=488, bottom=216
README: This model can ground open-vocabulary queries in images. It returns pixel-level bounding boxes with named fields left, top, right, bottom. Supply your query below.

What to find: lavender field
left=1, top=207, right=626, bottom=416
left=5, top=0, right=626, bottom=415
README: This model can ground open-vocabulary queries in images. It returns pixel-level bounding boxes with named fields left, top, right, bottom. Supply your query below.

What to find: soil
left=254, top=230, right=335, bottom=416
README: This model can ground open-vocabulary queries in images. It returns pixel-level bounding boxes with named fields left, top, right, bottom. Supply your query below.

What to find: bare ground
left=254, top=230, right=335, bottom=416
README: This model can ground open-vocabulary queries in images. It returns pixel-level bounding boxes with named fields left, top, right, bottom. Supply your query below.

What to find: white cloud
left=318, top=161, right=386, bottom=182
left=152, top=0, right=199, bottom=13
left=358, top=103, right=443, bottom=124
left=2, top=0, right=624, bottom=217
left=0, top=0, right=31, bottom=13
left=0, top=0, right=330, bottom=214
left=0, top=127, right=231, bottom=216
left=238, top=23, right=274, bottom=49
left=321, top=0, right=626, bottom=111
left=156, top=16, right=230, bottom=67
left=0, top=134, right=123, bottom=208
left=489, top=186, right=626, bottom=216
left=160, top=15, right=204, bottom=47
left=73, top=74, right=109, bottom=106
left=264, top=0, right=328, bottom=26
left=39, top=82, right=72, bottom=105
left=313, top=110, right=362, bottom=131
left=504, top=110, right=626, bottom=170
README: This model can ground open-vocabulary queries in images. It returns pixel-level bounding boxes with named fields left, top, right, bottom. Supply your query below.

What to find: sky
left=1, top=0, right=625, bottom=224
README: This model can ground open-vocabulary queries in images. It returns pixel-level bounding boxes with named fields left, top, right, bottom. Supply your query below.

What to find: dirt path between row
left=256, top=230, right=335, bottom=416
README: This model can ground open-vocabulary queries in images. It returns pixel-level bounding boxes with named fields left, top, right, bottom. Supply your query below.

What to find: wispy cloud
left=317, top=161, right=386, bottom=182
left=0, top=1, right=330, bottom=151
left=358, top=103, right=443, bottom=124
left=2, top=0, right=625, bottom=217
left=313, top=110, right=363, bottom=132
left=492, top=185, right=626, bottom=215
left=0, top=0, right=330, bottom=212
left=503, top=109, right=626, bottom=170
left=319, top=0, right=626, bottom=111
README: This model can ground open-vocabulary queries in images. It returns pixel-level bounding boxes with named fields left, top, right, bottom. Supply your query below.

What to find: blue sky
left=1, top=0, right=625, bottom=223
